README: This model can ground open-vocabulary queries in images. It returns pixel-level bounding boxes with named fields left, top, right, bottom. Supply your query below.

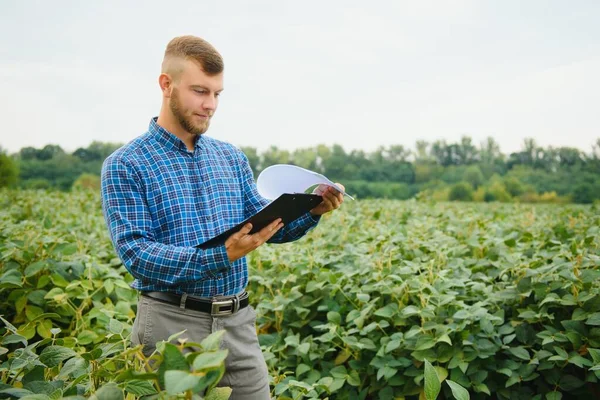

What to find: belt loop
left=180, top=293, right=188, bottom=310
left=233, top=293, right=240, bottom=314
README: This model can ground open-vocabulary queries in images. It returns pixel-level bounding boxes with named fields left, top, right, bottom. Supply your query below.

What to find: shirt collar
left=149, top=117, right=202, bottom=152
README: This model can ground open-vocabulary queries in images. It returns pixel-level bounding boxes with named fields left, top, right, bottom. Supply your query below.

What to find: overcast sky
left=1, top=0, right=599, bottom=156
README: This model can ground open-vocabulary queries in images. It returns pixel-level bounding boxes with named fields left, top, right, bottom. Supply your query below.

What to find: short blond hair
left=162, top=35, right=224, bottom=79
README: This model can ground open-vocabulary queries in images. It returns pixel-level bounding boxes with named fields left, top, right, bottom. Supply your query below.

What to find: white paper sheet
left=256, top=164, right=355, bottom=200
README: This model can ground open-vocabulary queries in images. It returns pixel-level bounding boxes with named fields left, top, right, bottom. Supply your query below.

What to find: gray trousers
left=131, top=294, right=271, bottom=400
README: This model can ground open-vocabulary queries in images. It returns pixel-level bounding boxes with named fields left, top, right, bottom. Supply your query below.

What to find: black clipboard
left=196, top=193, right=323, bottom=249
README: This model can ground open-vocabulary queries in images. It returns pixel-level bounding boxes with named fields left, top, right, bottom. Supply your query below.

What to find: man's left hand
left=310, top=183, right=345, bottom=216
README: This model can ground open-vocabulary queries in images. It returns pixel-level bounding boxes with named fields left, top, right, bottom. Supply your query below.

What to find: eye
left=194, top=89, right=207, bottom=95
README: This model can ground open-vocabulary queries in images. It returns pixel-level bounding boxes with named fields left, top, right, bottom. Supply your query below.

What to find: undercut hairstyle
left=162, top=35, right=224, bottom=80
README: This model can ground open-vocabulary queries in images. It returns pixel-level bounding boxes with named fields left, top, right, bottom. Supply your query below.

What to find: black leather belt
left=141, top=291, right=249, bottom=316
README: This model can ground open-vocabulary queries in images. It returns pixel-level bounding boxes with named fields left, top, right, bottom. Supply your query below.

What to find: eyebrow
left=190, top=85, right=224, bottom=93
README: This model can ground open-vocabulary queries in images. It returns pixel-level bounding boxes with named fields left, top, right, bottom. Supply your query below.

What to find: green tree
left=0, top=148, right=19, bottom=188
left=448, top=182, right=474, bottom=201
left=262, top=146, right=290, bottom=169
left=463, top=165, right=485, bottom=189
left=503, top=176, right=525, bottom=197
left=291, top=147, right=318, bottom=171
left=572, top=183, right=600, bottom=204
left=240, top=146, right=261, bottom=176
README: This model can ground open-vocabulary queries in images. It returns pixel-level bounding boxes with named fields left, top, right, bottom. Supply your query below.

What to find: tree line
left=1, top=136, right=599, bottom=203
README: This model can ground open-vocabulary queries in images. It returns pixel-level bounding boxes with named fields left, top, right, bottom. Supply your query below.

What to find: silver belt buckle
left=211, top=299, right=233, bottom=316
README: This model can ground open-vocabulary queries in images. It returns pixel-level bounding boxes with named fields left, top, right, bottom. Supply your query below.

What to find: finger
left=325, top=192, right=341, bottom=209
left=314, top=184, right=328, bottom=195
left=226, top=223, right=253, bottom=245
left=241, top=223, right=253, bottom=234
left=335, top=182, right=345, bottom=192
left=250, top=221, right=283, bottom=249
left=257, top=218, right=283, bottom=238
left=313, top=187, right=325, bottom=196
left=320, top=195, right=335, bottom=211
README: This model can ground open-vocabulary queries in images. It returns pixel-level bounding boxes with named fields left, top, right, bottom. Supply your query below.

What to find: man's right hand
left=225, top=218, right=284, bottom=263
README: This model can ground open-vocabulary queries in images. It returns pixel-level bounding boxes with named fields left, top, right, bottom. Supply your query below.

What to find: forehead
left=179, top=59, right=223, bottom=89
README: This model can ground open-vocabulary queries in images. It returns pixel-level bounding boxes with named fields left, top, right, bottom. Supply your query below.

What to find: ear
left=158, top=73, right=173, bottom=97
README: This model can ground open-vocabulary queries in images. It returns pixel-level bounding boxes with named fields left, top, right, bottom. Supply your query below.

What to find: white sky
left=1, top=0, right=599, bottom=156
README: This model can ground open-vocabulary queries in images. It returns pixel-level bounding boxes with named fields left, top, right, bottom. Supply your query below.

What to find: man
left=100, top=35, right=344, bottom=399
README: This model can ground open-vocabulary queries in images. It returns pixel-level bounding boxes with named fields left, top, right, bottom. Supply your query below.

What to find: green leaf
left=49, top=274, right=69, bottom=288
left=0, top=316, right=18, bottom=333
left=503, top=334, right=516, bottom=345
left=474, top=383, right=490, bottom=395
left=81, top=348, right=102, bottom=361
left=424, top=359, right=441, bottom=400
left=158, top=343, right=189, bottom=389
left=588, top=348, right=600, bottom=364
left=91, top=382, right=123, bottom=400
left=192, top=350, right=228, bottom=370
left=36, top=320, right=53, bottom=339
left=205, top=387, right=233, bottom=400
left=377, top=366, right=397, bottom=381
left=386, top=339, right=401, bottom=353
left=39, top=346, right=77, bottom=368
left=330, top=366, right=347, bottom=379
left=374, top=304, right=398, bottom=319
left=0, top=388, right=34, bottom=397
left=436, top=334, right=452, bottom=346
left=3, top=334, right=28, bottom=346
left=586, top=313, right=600, bottom=326
left=517, top=277, right=532, bottom=293
left=568, top=355, right=592, bottom=368
left=124, top=380, right=158, bottom=396
left=356, top=293, right=370, bottom=302
left=347, top=370, right=361, bottom=386
left=327, top=311, right=342, bottom=325
left=24, top=261, right=47, bottom=277
left=415, top=336, right=436, bottom=351
left=201, top=330, right=226, bottom=351
left=446, top=379, right=470, bottom=400
left=558, top=375, right=584, bottom=391
left=57, top=357, right=88, bottom=379
left=508, top=346, right=530, bottom=361
left=52, top=243, right=78, bottom=256
left=289, top=379, right=313, bottom=391
left=165, top=370, right=201, bottom=395
left=296, top=364, right=311, bottom=377
left=553, top=346, right=568, bottom=359
left=400, top=305, right=420, bottom=317
left=453, top=310, right=470, bottom=320
left=108, top=319, right=123, bottom=335
left=0, top=269, right=23, bottom=287
left=546, top=392, right=562, bottom=400
left=298, top=342, right=310, bottom=355
left=22, top=381, right=56, bottom=395
left=20, top=394, right=52, bottom=400
left=329, top=378, right=345, bottom=392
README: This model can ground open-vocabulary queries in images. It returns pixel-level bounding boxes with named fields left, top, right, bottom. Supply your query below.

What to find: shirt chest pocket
left=208, top=163, right=244, bottom=217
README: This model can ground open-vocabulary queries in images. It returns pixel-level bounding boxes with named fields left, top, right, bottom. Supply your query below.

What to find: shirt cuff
left=297, top=211, right=321, bottom=231
left=198, top=244, right=232, bottom=278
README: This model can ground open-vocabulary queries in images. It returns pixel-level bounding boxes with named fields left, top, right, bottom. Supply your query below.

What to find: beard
left=169, top=88, right=210, bottom=136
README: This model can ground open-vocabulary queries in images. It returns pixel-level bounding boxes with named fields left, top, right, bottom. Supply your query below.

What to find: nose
left=203, top=94, right=218, bottom=112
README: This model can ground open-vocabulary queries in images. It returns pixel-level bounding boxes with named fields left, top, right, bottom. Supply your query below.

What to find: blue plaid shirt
left=101, top=117, right=320, bottom=297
